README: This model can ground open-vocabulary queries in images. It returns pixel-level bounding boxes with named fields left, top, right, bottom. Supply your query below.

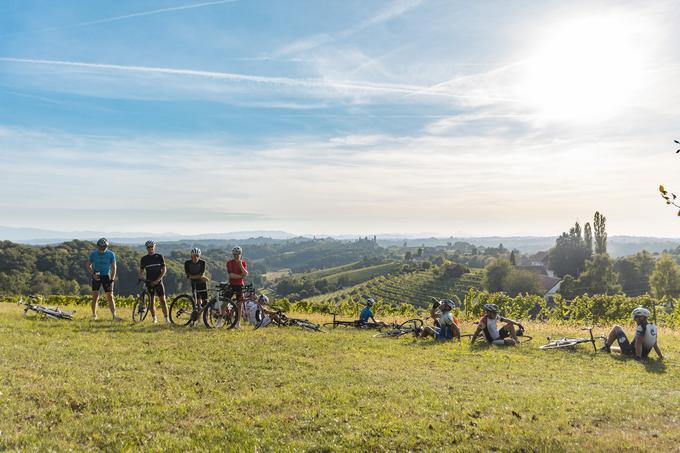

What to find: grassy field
left=1, top=302, right=679, bottom=451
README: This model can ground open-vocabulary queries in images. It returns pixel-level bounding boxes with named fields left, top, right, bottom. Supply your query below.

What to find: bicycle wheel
left=539, top=339, right=579, bottom=350
left=132, top=292, right=150, bottom=323
left=203, top=299, right=239, bottom=329
left=170, top=294, right=194, bottom=326
left=516, top=335, right=533, bottom=343
left=399, top=319, right=424, bottom=330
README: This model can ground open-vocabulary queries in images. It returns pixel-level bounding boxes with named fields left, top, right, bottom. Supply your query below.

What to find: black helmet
left=96, top=238, right=109, bottom=248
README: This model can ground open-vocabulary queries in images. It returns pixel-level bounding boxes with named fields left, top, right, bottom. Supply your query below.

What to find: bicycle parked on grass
left=132, top=279, right=157, bottom=323
left=18, top=296, right=75, bottom=320
left=202, top=282, right=241, bottom=329
left=539, top=327, right=605, bottom=351
left=169, top=287, right=205, bottom=326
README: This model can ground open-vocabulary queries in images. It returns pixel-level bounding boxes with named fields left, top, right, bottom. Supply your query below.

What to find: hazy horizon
left=2, top=0, right=679, bottom=236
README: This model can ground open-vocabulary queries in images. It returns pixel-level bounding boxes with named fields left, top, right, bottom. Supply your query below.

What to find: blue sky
left=1, top=0, right=679, bottom=236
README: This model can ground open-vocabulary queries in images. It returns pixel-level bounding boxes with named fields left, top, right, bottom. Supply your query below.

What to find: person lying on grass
left=470, top=304, right=524, bottom=346
left=598, top=307, right=664, bottom=360
left=418, top=299, right=461, bottom=341
left=245, top=295, right=284, bottom=327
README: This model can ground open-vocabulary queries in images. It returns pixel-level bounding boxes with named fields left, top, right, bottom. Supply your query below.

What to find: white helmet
left=145, top=240, right=156, bottom=248
left=631, top=307, right=651, bottom=319
left=258, top=295, right=269, bottom=305
left=190, top=247, right=201, bottom=255
left=232, top=246, right=242, bottom=255
left=365, top=298, right=375, bottom=307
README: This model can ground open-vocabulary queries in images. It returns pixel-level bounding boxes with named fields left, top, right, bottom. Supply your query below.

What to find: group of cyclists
left=87, top=238, right=664, bottom=361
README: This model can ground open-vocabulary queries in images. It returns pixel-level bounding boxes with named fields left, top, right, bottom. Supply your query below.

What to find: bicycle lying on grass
left=323, top=312, right=397, bottom=331
left=373, top=319, right=424, bottom=338
left=256, top=309, right=324, bottom=332
left=18, top=296, right=75, bottom=320
left=539, top=327, right=605, bottom=351
left=459, top=326, right=533, bottom=343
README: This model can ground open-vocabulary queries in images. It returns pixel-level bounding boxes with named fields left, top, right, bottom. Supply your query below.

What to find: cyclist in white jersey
left=470, top=303, right=524, bottom=346
left=599, top=307, right=664, bottom=360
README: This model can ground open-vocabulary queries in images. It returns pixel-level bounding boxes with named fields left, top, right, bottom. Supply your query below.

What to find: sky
left=1, top=0, right=679, bottom=237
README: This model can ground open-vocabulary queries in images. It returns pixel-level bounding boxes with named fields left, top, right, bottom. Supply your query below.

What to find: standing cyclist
left=139, top=240, right=170, bottom=324
left=87, top=238, right=122, bottom=321
left=227, top=246, right=248, bottom=328
left=185, top=247, right=209, bottom=309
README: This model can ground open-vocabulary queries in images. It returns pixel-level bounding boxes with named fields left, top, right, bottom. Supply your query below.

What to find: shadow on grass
left=610, top=354, right=667, bottom=374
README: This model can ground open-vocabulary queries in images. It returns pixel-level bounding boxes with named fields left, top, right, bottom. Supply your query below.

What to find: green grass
left=1, top=302, right=679, bottom=451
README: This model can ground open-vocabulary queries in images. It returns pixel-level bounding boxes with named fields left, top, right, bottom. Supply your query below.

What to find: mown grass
left=1, top=302, right=678, bottom=452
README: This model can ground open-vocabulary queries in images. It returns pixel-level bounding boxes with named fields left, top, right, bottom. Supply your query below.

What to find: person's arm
left=87, top=260, right=94, bottom=276
left=470, top=324, right=483, bottom=344
left=139, top=261, right=145, bottom=280
left=239, top=260, right=249, bottom=277
left=111, top=260, right=117, bottom=282
left=451, top=322, right=461, bottom=339
left=653, top=342, right=664, bottom=359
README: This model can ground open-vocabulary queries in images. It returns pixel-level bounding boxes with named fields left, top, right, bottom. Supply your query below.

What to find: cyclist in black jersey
left=139, top=240, right=169, bottom=324
left=185, top=247, right=209, bottom=308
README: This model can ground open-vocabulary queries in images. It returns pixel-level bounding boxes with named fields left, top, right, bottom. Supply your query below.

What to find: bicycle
left=323, top=312, right=397, bottom=330
left=373, top=319, right=424, bottom=338
left=539, top=327, right=605, bottom=351
left=132, top=279, right=157, bottom=323
left=460, top=326, right=533, bottom=343
left=18, top=296, right=75, bottom=320
left=169, top=286, right=206, bottom=327
left=202, top=282, right=240, bottom=329
left=257, top=309, right=324, bottom=332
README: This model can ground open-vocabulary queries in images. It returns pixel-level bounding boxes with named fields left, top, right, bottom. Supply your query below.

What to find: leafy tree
left=650, top=253, right=680, bottom=300
left=548, top=223, right=589, bottom=278
left=502, top=270, right=542, bottom=297
left=583, top=222, right=593, bottom=258
left=509, top=250, right=516, bottom=265
left=614, top=253, right=654, bottom=296
left=577, top=254, right=621, bottom=295
left=484, top=259, right=512, bottom=292
left=404, top=251, right=412, bottom=261
left=558, top=274, right=577, bottom=299
left=593, top=211, right=607, bottom=254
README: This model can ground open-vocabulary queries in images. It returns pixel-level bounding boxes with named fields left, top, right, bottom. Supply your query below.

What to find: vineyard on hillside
left=302, top=267, right=485, bottom=308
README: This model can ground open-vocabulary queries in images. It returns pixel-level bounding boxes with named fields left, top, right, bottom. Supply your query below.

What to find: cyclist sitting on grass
left=245, top=295, right=284, bottom=327
left=598, top=307, right=664, bottom=360
left=419, top=299, right=461, bottom=341
left=470, top=304, right=524, bottom=346
left=185, top=247, right=209, bottom=309
left=359, top=298, right=378, bottom=324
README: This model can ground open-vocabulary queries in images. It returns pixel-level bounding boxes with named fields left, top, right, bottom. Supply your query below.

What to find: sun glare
left=521, top=15, right=647, bottom=121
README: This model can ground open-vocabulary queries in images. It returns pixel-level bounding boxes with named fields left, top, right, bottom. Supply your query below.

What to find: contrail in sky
left=1, top=0, right=239, bottom=37
left=0, top=57, right=519, bottom=103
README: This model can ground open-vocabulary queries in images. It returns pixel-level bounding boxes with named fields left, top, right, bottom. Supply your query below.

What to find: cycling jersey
left=635, top=321, right=657, bottom=353
left=226, top=259, right=247, bottom=285
left=479, top=314, right=509, bottom=343
left=359, top=306, right=373, bottom=322
left=437, top=312, right=461, bottom=339
left=184, top=259, right=206, bottom=277
left=245, top=299, right=270, bottom=327
left=140, top=253, right=165, bottom=281
left=89, top=249, right=116, bottom=276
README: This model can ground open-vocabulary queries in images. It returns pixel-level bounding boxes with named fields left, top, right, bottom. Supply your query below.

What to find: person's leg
left=105, top=292, right=119, bottom=319
left=158, top=288, right=169, bottom=322
left=91, top=291, right=99, bottom=319
left=601, top=326, right=628, bottom=353
left=148, top=290, right=157, bottom=320
left=503, top=323, right=518, bottom=342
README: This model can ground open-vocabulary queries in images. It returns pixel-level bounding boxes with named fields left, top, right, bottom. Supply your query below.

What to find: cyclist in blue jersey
left=359, top=298, right=377, bottom=324
left=87, top=238, right=122, bottom=321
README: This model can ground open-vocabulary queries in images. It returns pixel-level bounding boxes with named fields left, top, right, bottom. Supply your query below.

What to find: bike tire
left=170, top=294, right=194, bottom=326
left=399, top=319, right=424, bottom=330
left=539, top=339, right=580, bottom=350
left=517, top=335, right=533, bottom=343
left=203, top=299, right=239, bottom=329
left=132, top=292, right=150, bottom=323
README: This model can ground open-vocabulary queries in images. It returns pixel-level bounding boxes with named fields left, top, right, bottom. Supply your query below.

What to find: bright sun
left=521, top=14, right=646, bottom=121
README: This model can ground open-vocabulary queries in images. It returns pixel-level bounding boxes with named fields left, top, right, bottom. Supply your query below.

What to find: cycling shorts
left=92, top=275, right=113, bottom=293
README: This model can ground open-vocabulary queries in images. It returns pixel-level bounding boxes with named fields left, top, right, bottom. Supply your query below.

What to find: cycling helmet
left=145, top=240, right=156, bottom=248
left=365, top=298, right=375, bottom=307
left=443, top=299, right=456, bottom=310
left=258, top=295, right=269, bottom=305
left=190, top=247, right=201, bottom=256
left=232, top=246, right=242, bottom=255
left=96, top=238, right=109, bottom=248
left=631, top=307, right=651, bottom=319
left=483, top=303, right=500, bottom=313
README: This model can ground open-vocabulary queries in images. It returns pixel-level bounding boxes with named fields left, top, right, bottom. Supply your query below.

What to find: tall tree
left=593, top=211, right=607, bottom=254
left=583, top=222, right=593, bottom=258
left=548, top=222, right=589, bottom=278
left=509, top=250, right=516, bottom=265
left=484, top=258, right=512, bottom=292
left=577, top=254, right=621, bottom=295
